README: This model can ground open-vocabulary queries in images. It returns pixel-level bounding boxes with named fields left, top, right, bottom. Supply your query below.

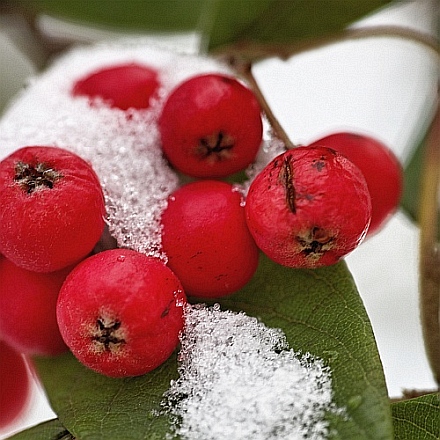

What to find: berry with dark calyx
left=161, top=180, right=259, bottom=298
left=0, top=340, right=31, bottom=429
left=72, top=63, right=160, bottom=110
left=56, top=248, right=186, bottom=378
left=0, top=255, right=70, bottom=356
left=0, top=146, right=106, bottom=272
left=158, top=73, right=263, bottom=178
left=308, top=132, right=403, bottom=235
left=245, top=146, right=371, bottom=269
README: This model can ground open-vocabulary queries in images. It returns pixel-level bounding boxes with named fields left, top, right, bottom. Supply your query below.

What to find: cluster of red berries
left=0, top=144, right=186, bottom=382
left=0, top=60, right=403, bottom=412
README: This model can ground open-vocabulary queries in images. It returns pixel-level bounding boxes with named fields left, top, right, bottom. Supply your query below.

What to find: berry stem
left=418, top=96, right=440, bottom=388
left=231, top=58, right=295, bottom=150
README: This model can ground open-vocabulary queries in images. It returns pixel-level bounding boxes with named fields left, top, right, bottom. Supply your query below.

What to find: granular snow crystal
left=163, top=304, right=341, bottom=440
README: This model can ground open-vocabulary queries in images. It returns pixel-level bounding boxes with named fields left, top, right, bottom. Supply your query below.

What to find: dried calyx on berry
left=14, top=160, right=63, bottom=194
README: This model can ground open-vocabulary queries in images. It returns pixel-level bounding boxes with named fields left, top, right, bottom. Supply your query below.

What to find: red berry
left=56, top=249, right=186, bottom=378
left=308, top=132, right=403, bottom=235
left=0, top=255, right=70, bottom=355
left=0, top=146, right=106, bottom=272
left=72, top=63, right=160, bottom=110
left=161, top=180, right=259, bottom=298
left=0, top=340, right=31, bottom=429
left=158, top=73, right=263, bottom=178
left=245, top=146, right=371, bottom=268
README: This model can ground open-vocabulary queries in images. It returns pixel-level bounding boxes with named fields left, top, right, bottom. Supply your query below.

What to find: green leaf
left=34, top=352, right=179, bottom=440
left=6, top=418, right=72, bottom=440
left=202, top=0, right=393, bottom=51
left=217, top=255, right=393, bottom=439
left=400, top=104, right=439, bottom=228
left=33, top=255, right=393, bottom=439
left=15, top=0, right=205, bottom=32
left=391, top=393, right=440, bottom=439
left=401, top=134, right=425, bottom=222
left=16, top=0, right=393, bottom=53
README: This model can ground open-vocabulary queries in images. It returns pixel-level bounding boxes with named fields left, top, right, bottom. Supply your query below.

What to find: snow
left=163, top=304, right=341, bottom=440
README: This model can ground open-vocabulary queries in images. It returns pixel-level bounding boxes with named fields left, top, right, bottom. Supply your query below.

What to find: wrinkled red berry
left=0, top=340, right=31, bottom=429
left=245, top=146, right=371, bottom=268
left=72, top=63, right=160, bottom=110
left=308, top=132, right=403, bottom=235
left=0, top=255, right=70, bottom=355
left=0, top=146, right=106, bottom=272
left=158, top=73, right=263, bottom=178
left=161, top=180, right=259, bottom=298
left=56, top=249, right=186, bottom=378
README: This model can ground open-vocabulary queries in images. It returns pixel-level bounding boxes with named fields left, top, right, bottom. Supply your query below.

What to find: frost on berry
left=0, top=40, right=233, bottom=259
left=162, top=304, right=343, bottom=440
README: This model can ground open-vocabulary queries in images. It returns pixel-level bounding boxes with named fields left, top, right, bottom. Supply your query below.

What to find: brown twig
left=212, top=25, right=440, bottom=63
left=418, top=96, right=440, bottom=387
left=229, top=58, right=295, bottom=150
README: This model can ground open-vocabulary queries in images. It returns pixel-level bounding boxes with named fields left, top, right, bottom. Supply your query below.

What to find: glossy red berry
left=0, top=255, right=70, bottom=355
left=161, top=180, right=259, bottom=298
left=72, top=63, right=160, bottom=110
left=56, top=248, right=186, bottom=378
left=0, top=340, right=31, bottom=429
left=158, top=73, right=263, bottom=178
left=308, top=132, right=403, bottom=235
left=245, top=146, right=371, bottom=268
left=0, top=146, right=106, bottom=272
